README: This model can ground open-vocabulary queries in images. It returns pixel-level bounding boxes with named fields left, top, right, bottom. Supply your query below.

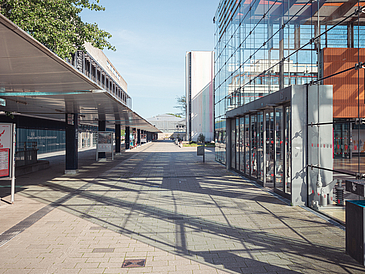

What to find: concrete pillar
left=115, top=124, right=121, bottom=153
left=65, top=113, right=78, bottom=174
left=98, top=120, right=106, bottom=159
left=125, top=126, right=130, bottom=150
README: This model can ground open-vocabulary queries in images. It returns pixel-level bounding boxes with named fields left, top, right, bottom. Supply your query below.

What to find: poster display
left=0, top=148, right=10, bottom=177
left=0, top=124, right=13, bottom=178
left=96, top=131, right=114, bottom=161
left=97, top=132, right=113, bottom=152
left=0, top=123, right=16, bottom=203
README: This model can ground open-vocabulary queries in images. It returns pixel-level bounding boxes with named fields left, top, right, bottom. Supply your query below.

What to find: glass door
left=284, top=105, right=291, bottom=195
left=245, top=116, right=250, bottom=175
left=265, top=110, right=274, bottom=188
left=275, top=107, right=284, bottom=191
left=250, top=115, right=257, bottom=178
left=236, top=118, right=240, bottom=170
left=257, top=112, right=264, bottom=182
left=240, top=117, right=245, bottom=172
left=231, top=119, right=236, bottom=169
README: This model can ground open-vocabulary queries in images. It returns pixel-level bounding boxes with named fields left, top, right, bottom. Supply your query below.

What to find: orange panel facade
left=323, top=48, right=365, bottom=118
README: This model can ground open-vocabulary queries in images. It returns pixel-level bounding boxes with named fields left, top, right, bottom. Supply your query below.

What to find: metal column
left=98, top=120, right=106, bottom=159
left=115, top=124, right=121, bottom=153
left=65, top=113, right=78, bottom=174
left=137, top=129, right=141, bottom=145
left=125, top=126, right=130, bottom=150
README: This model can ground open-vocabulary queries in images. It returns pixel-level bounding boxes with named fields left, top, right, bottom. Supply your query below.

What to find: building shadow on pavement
left=4, top=143, right=365, bottom=274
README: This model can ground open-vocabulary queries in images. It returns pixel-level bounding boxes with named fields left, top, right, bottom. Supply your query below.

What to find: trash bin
left=197, top=145, right=205, bottom=162
left=346, top=200, right=365, bottom=265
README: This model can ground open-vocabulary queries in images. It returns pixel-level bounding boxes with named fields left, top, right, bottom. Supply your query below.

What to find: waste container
left=197, top=145, right=205, bottom=162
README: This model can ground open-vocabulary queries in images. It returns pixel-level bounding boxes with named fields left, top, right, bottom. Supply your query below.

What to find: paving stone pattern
left=0, top=141, right=364, bottom=273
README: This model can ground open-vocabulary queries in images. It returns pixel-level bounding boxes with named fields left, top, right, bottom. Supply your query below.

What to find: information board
left=0, top=123, right=16, bottom=203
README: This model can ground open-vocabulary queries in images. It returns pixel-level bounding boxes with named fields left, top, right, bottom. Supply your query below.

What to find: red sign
left=0, top=148, right=10, bottom=177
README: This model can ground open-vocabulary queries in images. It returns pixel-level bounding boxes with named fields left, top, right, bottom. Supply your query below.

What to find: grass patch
left=183, top=143, right=198, bottom=147
left=182, top=143, right=215, bottom=147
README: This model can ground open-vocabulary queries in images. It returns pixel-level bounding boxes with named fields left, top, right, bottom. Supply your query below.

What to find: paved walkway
left=0, top=141, right=364, bottom=273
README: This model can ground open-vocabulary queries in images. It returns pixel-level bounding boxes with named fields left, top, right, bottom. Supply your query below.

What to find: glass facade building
left=214, top=0, right=365, bottom=220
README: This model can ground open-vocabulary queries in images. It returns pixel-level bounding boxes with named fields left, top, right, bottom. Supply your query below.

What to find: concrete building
left=214, top=0, right=365, bottom=214
left=147, top=114, right=185, bottom=140
left=185, top=51, right=214, bottom=142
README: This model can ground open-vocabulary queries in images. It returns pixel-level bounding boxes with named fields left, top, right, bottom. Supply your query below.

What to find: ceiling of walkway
left=0, top=14, right=160, bottom=132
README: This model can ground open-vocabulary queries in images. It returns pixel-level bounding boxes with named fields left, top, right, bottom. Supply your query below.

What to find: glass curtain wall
left=215, top=0, right=365, bottom=221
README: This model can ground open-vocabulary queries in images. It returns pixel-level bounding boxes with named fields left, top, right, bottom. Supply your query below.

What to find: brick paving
left=0, top=141, right=364, bottom=273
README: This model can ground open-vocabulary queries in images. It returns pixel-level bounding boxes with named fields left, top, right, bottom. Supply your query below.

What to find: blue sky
left=81, top=1, right=220, bottom=119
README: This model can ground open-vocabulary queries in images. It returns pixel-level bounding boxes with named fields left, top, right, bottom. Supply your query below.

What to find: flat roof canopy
left=0, top=14, right=160, bottom=133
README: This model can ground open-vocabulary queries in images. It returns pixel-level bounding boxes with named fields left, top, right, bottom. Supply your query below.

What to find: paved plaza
left=0, top=141, right=364, bottom=273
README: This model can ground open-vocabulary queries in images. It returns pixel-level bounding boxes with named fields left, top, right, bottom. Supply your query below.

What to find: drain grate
left=122, top=259, right=146, bottom=268
left=92, top=248, right=114, bottom=253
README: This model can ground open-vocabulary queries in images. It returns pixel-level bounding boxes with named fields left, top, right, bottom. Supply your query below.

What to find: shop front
left=226, top=85, right=333, bottom=206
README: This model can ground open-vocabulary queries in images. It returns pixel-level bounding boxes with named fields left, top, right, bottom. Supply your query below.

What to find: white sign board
left=96, top=131, right=114, bottom=161
left=97, top=132, right=113, bottom=152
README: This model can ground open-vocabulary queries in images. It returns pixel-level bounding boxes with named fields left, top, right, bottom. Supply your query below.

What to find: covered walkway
left=0, top=13, right=160, bottom=174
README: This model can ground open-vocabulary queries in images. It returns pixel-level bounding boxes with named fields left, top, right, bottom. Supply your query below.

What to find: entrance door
left=250, top=115, right=257, bottom=178
left=275, top=107, right=284, bottom=191
left=231, top=119, right=236, bottom=169
left=284, top=105, right=291, bottom=195
left=274, top=105, right=291, bottom=197
left=265, top=110, right=274, bottom=188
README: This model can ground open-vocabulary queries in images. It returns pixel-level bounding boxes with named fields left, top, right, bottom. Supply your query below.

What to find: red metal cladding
left=323, top=48, right=365, bottom=118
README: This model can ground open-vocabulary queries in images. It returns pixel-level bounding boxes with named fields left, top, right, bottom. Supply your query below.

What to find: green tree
left=174, top=95, right=186, bottom=117
left=197, top=133, right=205, bottom=144
left=0, top=0, right=115, bottom=59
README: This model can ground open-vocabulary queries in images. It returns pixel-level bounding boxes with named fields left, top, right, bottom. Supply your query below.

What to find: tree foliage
left=174, top=95, right=186, bottom=117
left=0, top=0, right=116, bottom=59
left=197, top=133, right=205, bottom=144
left=166, top=113, right=182, bottom=118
